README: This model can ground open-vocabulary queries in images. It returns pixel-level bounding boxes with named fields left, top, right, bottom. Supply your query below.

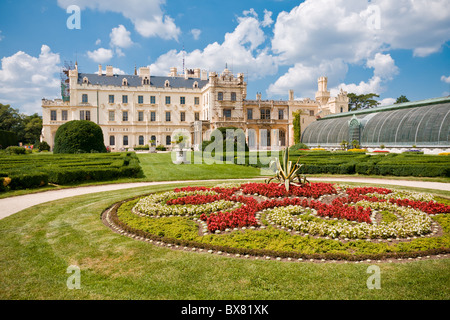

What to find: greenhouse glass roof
left=301, top=97, right=450, bottom=147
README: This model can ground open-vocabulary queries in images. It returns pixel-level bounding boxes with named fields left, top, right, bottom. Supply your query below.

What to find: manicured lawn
left=0, top=152, right=263, bottom=199
left=0, top=182, right=448, bottom=300
left=136, top=152, right=263, bottom=181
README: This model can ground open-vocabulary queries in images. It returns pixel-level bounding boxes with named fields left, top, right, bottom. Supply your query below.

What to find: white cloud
left=267, top=59, right=348, bottom=98
left=271, top=0, right=450, bottom=65
left=0, top=45, right=61, bottom=114
left=57, top=0, right=181, bottom=40
left=190, top=29, right=201, bottom=40
left=441, top=75, right=450, bottom=84
left=379, top=97, right=396, bottom=106
left=97, top=67, right=126, bottom=75
left=149, top=11, right=277, bottom=80
left=261, top=9, right=274, bottom=27
left=332, top=77, right=383, bottom=96
left=0, top=30, right=4, bottom=41
left=267, top=0, right=450, bottom=99
left=95, top=39, right=101, bottom=45
left=86, top=48, right=113, bottom=63
left=243, top=8, right=258, bottom=18
left=110, top=25, right=134, bottom=48
left=373, top=0, right=450, bottom=57
left=134, top=15, right=180, bottom=40
left=366, top=53, right=398, bottom=80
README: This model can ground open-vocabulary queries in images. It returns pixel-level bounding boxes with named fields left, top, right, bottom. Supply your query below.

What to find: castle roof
left=77, top=73, right=209, bottom=89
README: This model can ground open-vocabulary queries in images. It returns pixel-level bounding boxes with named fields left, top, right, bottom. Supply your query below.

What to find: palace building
left=41, top=64, right=349, bottom=151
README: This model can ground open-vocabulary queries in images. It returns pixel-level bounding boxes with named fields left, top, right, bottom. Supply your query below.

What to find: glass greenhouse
left=301, top=97, right=450, bottom=148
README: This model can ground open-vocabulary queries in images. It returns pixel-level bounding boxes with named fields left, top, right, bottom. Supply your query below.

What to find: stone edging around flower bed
left=100, top=196, right=450, bottom=264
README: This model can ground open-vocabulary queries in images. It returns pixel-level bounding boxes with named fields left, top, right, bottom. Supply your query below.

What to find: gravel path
left=0, top=177, right=449, bottom=220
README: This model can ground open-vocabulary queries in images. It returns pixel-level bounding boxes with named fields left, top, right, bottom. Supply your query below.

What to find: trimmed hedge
left=0, top=152, right=143, bottom=191
left=5, top=146, right=26, bottom=155
left=0, top=130, right=18, bottom=149
left=8, top=172, right=48, bottom=190
left=53, top=120, right=107, bottom=154
left=237, top=151, right=450, bottom=178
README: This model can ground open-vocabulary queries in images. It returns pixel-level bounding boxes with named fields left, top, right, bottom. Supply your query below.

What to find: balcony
left=247, top=119, right=275, bottom=125
left=217, top=116, right=243, bottom=122
left=42, top=99, right=70, bottom=107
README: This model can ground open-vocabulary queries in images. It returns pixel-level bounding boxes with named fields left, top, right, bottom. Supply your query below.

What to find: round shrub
left=37, top=141, right=51, bottom=152
left=53, top=120, right=106, bottom=154
left=289, top=143, right=309, bottom=151
left=5, top=146, right=26, bottom=155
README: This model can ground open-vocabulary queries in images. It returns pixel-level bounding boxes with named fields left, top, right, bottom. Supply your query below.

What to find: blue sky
left=0, top=0, right=449, bottom=115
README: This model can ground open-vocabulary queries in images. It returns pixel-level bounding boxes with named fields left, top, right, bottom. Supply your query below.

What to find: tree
left=292, top=111, right=302, bottom=144
left=0, top=104, right=42, bottom=144
left=23, top=115, right=42, bottom=144
left=395, top=95, right=409, bottom=104
left=54, top=120, right=107, bottom=154
left=340, top=140, right=349, bottom=151
left=348, top=93, right=380, bottom=110
left=0, top=104, right=24, bottom=135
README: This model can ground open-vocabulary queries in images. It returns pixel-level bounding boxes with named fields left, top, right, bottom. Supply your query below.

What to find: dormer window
left=122, top=78, right=128, bottom=86
left=165, top=80, right=170, bottom=88
left=193, top=81, right=198, bottom=89
left=142, top=77, right=150, bottom=85
left=82, top=77, right=89, bottom=84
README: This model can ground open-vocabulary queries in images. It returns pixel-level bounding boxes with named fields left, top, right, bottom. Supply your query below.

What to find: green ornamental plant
left=266, top=148, right=309, bottom=192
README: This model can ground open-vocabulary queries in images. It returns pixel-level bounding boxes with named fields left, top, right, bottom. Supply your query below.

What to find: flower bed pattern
left=103, top=182, right=450, bottom=261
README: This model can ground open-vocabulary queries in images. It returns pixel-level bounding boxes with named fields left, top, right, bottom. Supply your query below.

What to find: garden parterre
left=109, top=181, right=450, bottom=260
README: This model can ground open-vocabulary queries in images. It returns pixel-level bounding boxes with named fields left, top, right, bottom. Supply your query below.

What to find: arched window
left=82, top=77, right=89, bottom=84
left=138, top=135, right=144, bottom=145
left=122, top=78, right=128, bottom=86
left=165, top=80, right=170, bottom=87
left=150, top=135, right=156, bottom=146
left=142, top=77, right=149, bottom=85
left=193, top=81, right=198, bottom=89
left=109, top=135, right=115, bottom=146
left=123, top=135, right=128, bottom=146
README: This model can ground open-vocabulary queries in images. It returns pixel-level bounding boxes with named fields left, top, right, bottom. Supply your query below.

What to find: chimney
left=98, top=65, right=102, bottom=76
left=289, top=90, right=294, bottom=101
left=194, top=68, right=200, bottom=78
left=106, top=65, right=114, bottom=77
left=256, top=92, right=262, bottom=100
left=139, top=66, right=150, bottom=78
left=201, top=70, right=208, bottom=81
left=170, top=67, right=177, bottom=77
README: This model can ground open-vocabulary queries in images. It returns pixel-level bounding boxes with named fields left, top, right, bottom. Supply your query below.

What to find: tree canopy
left=395, top=95, right=410, bottom=104
left=347, top=93, right=380, bottom=111
left=0, top=103, right=42, bottom=144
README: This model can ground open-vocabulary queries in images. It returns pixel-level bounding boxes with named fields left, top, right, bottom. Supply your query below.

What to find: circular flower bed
left=104, top=182, right=450, bottom=261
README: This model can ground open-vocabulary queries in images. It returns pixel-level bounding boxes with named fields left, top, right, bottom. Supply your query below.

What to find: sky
left=0, top=0, right=449, bottom=115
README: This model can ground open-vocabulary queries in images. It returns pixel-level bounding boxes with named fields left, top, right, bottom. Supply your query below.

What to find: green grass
left=0, top=153, right=263, bottom=199
left=137, top=152, right=263, bottom=181
left=2, top=151, right=450, bottom=200
left=0, top=181, right=449, bottom=300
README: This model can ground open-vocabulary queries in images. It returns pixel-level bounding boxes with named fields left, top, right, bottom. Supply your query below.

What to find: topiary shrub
left=5, top=146, right=26, bottom=155
left=37, top=141, right=51, bottom=152
left=202, top=127, right=249, bottom=154
left=289, top=143, right=309, bottom=151
left=53, top=120, right=106, bottom=154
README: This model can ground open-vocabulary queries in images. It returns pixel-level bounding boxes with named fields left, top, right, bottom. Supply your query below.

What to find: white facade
left=41, top=64, right=348, bottom=151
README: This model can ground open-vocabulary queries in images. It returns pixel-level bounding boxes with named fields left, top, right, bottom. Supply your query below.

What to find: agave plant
left=266, top=148, right=309, bottom=192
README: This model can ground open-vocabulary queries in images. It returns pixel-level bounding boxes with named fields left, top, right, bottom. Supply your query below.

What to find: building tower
left=315, top=76, right=331, bottom=106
